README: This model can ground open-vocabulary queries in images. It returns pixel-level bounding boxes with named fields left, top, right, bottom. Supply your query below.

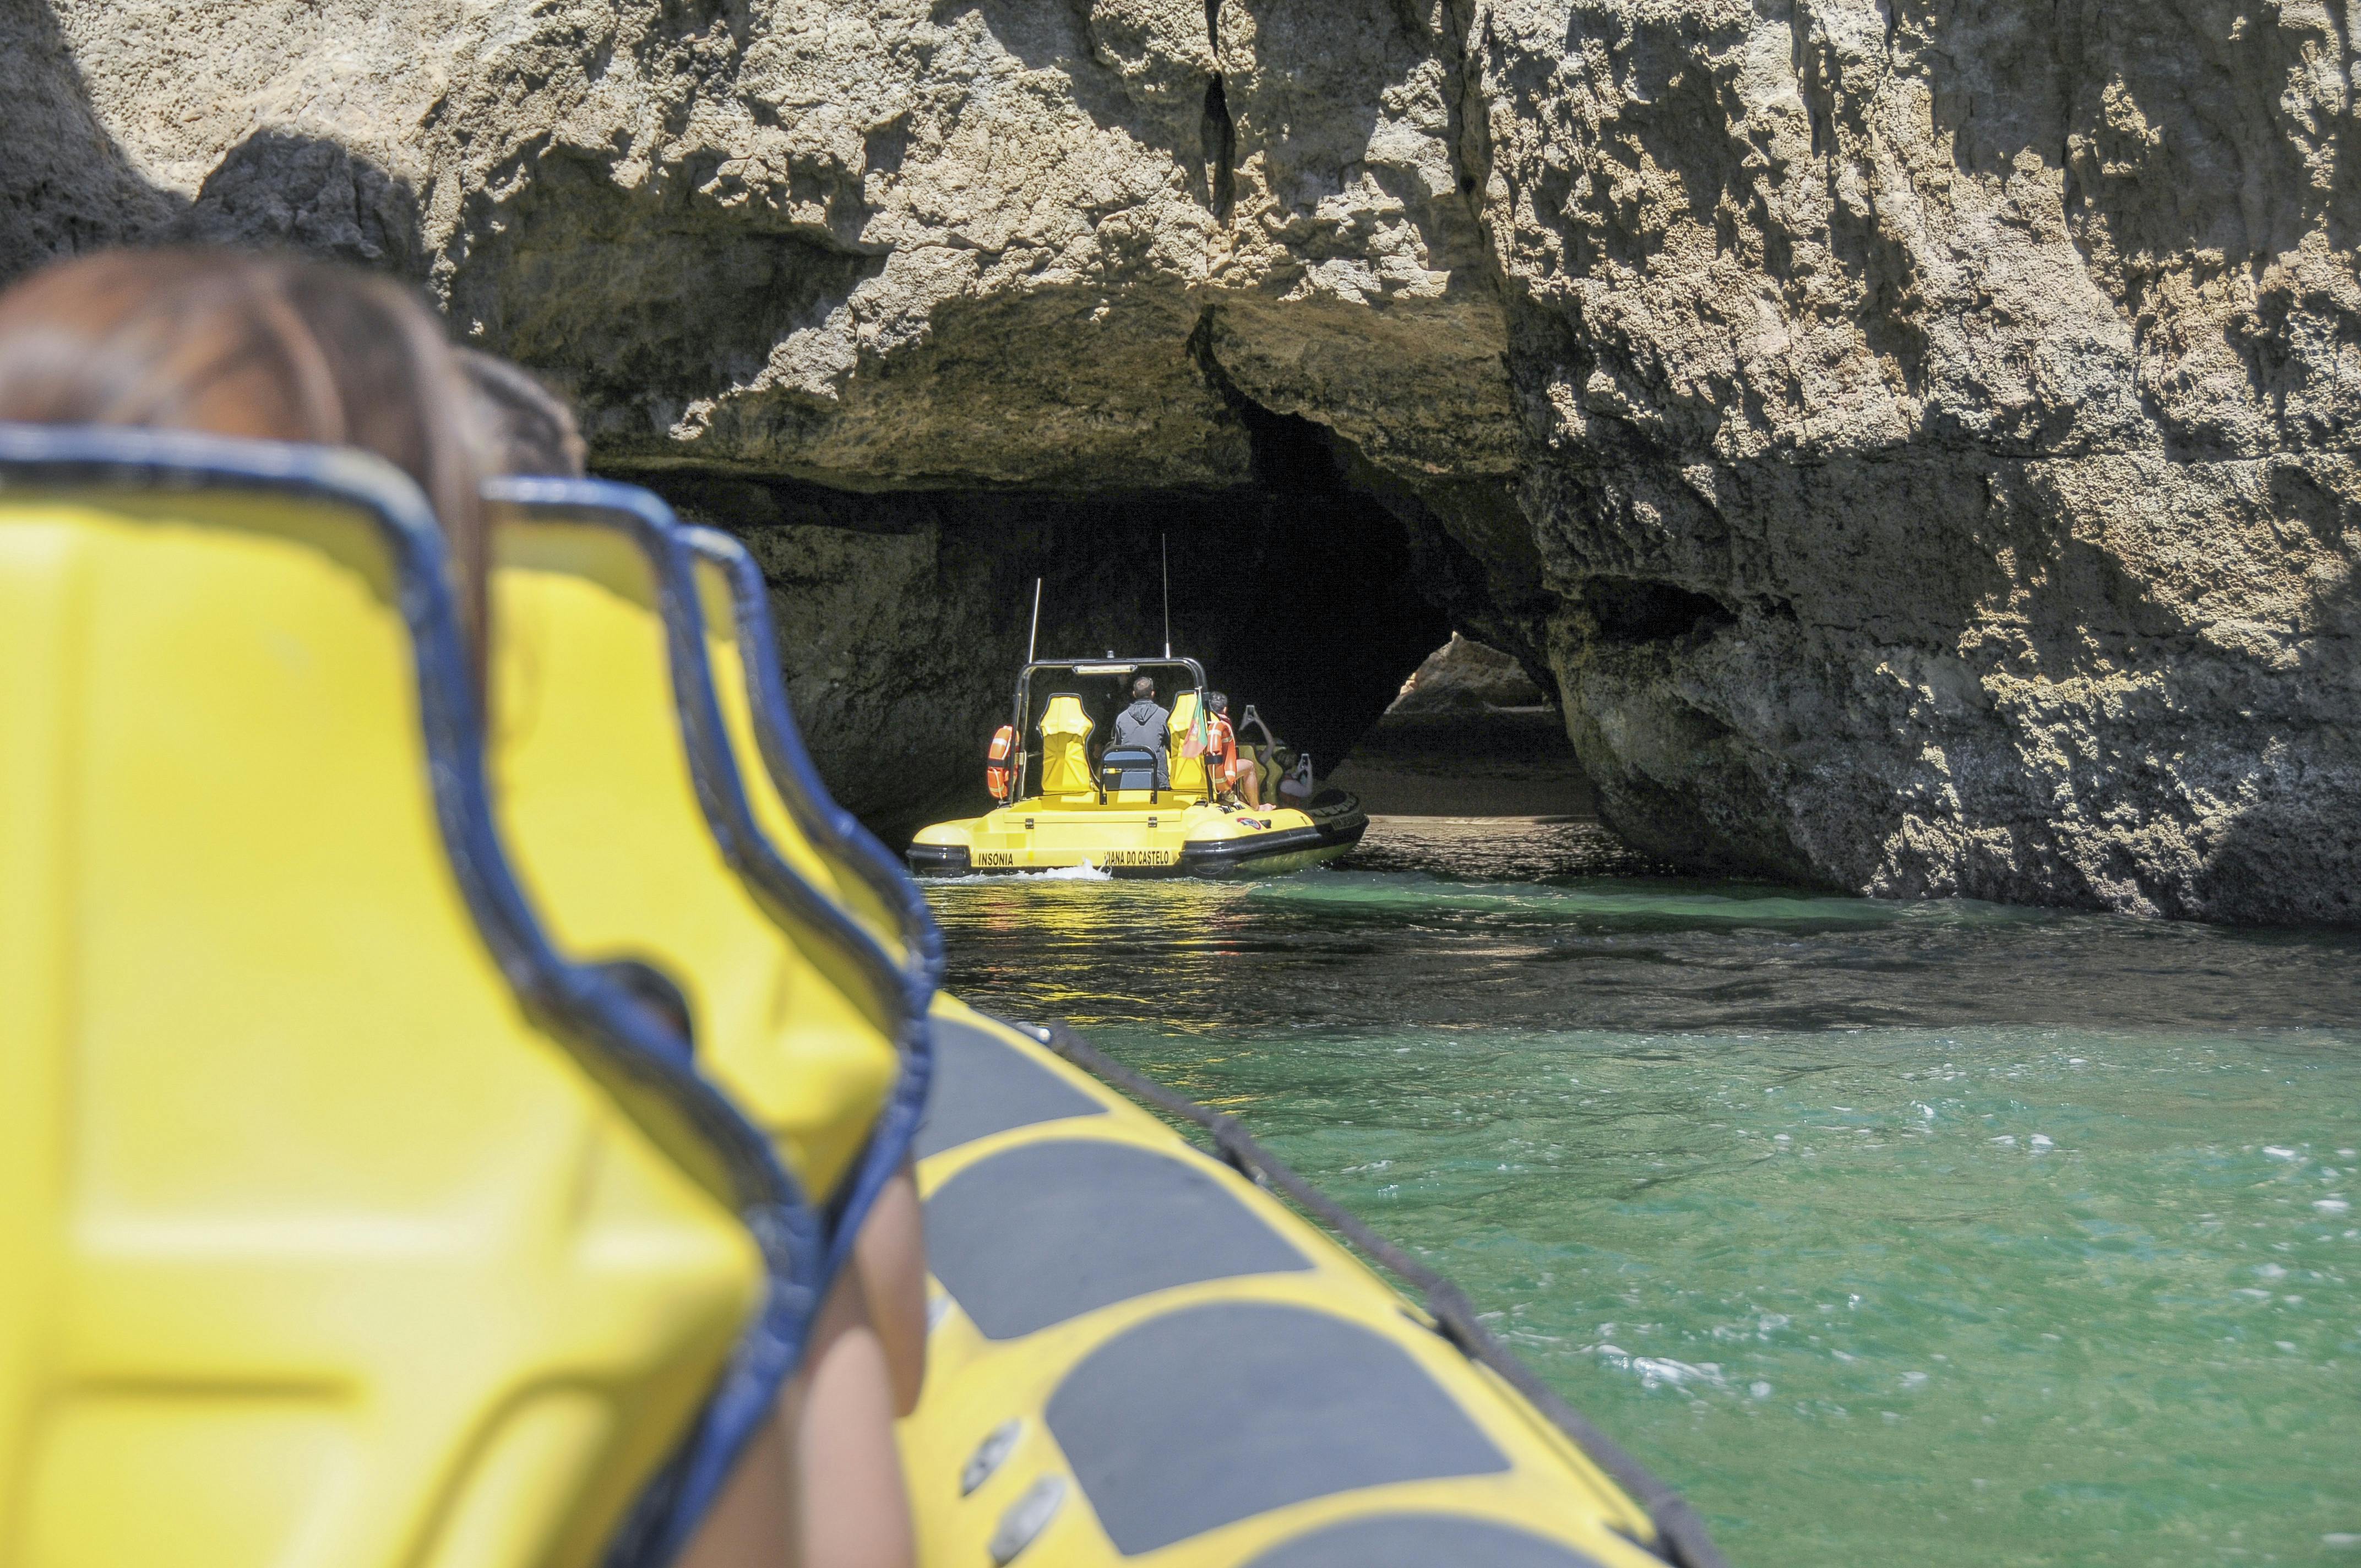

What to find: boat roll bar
left=1006, top=656, right=1207, bottom=805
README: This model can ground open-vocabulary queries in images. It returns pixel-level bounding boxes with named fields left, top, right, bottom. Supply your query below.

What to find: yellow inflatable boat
left=1, top=426, right=1723, bottom=1568
left=910, top=658, right=1368, bottom=878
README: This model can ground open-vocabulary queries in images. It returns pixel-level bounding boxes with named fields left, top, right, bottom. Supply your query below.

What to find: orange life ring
left=985, top=723, right=1016, bottom=801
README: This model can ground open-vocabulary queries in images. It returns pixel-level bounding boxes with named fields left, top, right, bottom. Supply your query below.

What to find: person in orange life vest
left=1204, top=692, right=1262, bottom=809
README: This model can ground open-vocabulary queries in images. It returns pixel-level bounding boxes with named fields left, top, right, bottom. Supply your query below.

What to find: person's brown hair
left=0, top=248, right=491, bottom=673
left=457, top=347, right=587, bottom=478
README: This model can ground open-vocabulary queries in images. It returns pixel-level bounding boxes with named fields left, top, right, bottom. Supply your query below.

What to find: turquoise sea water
left=923, top=818, right=2361, bottom=1568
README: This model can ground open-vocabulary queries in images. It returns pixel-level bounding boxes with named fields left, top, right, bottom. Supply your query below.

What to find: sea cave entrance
left=633, top=413, right=1587, bottom=845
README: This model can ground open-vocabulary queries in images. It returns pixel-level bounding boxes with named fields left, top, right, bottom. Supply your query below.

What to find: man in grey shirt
left=1106, top=674, right=1172, bottom=786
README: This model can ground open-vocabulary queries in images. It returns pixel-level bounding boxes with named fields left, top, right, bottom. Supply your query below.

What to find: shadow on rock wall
left=0, top=0, right=183, bottom=277
left=181, top=129, right=426, bottom=280
left=443, top=138, right=885, bottom=451
left=1, top=3, right=425, bottom=286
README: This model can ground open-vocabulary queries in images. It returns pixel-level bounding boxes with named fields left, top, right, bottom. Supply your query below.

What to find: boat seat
left=482, top=482, right=909, bottom=1249
left=672, top=523, right=940, bottom=980
left=0, top=424, right=815, bottom=1568
left=670, top=520, right=941, bottom=1254
left=1167, top=689, right=1209, bottom=797
left=1100, top=745, right=1160, bottom=794
left=1038, top=693, right=1096, bottom=799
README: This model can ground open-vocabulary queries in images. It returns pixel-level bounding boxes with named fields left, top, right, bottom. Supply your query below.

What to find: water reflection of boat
left=909, top=655, right=1368, bottom=878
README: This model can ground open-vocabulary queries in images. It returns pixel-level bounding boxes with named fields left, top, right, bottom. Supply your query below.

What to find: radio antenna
left=1026, top=576, right=1043, bottom=663
left=1161, top=535, right=1172, bottom=658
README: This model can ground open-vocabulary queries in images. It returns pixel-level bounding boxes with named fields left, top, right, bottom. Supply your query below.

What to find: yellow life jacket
left=1166, top=689, right=1209, bottom=797
left=483, top=484, right=908, bottom=1219
left=0, top=425, right=813, bottom=1568
left=1038, top=694, right=1096, bottom=798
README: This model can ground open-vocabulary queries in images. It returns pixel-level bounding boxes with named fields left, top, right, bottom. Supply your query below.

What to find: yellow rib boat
left=909, top=657, right=1369, bottom=878
left=1, top=423, right=1723, bottom=1568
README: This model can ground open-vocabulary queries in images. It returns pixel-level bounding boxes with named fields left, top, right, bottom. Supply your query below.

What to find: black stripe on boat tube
left=1026, top=1020, right=1733, bottom=1568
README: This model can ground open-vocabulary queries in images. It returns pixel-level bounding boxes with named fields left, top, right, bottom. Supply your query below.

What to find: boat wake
left=1024, top=862, right=1113, bottom=881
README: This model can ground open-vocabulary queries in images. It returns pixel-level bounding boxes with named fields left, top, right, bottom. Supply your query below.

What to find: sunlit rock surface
left=1482, top=2, right=2361, bottom=923
left=9, top=0, right=2358, bottom=919
left=1389, top=633, right=1549, bottom=715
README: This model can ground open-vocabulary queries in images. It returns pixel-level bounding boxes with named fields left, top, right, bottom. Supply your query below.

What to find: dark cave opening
left=638, top=453, right=1451, bottom=843
left=1580, top=576, right=1733, bottom=644
left=624, top=333, right=1479, bottom=843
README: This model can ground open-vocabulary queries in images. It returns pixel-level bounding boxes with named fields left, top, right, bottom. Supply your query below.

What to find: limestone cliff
left=1486, top=2, right=2361, bottom=924
left=8, top=0, right=2358, bottom=920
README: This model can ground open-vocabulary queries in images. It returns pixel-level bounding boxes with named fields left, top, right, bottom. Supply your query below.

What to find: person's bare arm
left=673, top=1265, right=916, bottom=1568
left=788, top=1269, right=914, bottom=1568
left=855, top=1161, right=928, bottom=1417
left=671, top=1382, right=797, bottom=1568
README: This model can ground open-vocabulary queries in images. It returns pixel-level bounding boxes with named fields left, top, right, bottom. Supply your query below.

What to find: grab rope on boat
left=1030, top=1022, right=1733, bottom=1568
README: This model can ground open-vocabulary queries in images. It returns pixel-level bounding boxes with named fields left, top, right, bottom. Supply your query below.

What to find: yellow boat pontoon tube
left=0, top=425, right=821, bottom=1568
left=910, top=657, right=1369, bottom=877
left=900, top=1001, right=1727, bottom=1568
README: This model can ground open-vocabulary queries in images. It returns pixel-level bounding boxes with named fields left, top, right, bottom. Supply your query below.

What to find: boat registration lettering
left=1102, top=849, right=1178, bottom=867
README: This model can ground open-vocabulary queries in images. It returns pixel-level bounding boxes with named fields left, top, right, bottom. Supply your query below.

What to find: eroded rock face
left=8, top=0, right=2357, bottom=919
left=1478, top=2, right=2361, bottom=921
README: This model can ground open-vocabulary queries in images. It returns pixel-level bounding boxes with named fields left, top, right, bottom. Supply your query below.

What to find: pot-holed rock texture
left=4, top=0, right=1503, bottom=823
left=9, top=0, right=2359, bottom=919
left=1477, top=0, right=2361, bottom=922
